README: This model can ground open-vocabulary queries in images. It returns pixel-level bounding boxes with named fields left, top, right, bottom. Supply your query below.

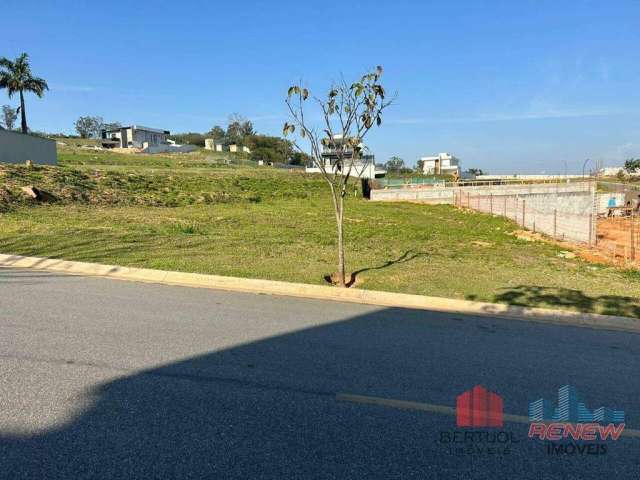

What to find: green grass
left=1, top=153, right=639, bottom=317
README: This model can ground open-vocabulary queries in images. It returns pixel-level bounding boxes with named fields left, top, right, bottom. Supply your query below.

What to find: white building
left=598, top=167, right=625, bottom=177
left=101, top=125, right=170, bottom=149
left=421, top=153, right=460, bottom=175
left=305, top=135, right=385, bottom=179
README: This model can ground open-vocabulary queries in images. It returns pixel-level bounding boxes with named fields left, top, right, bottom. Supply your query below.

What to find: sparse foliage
left=208, top=125, right=226, bottom=143
left=102, top=121, right=122, bottom=133
left=624, top=158, right=640, bottom=174
left=284, top=66, right=394, bottom=287
left=74, top=116, right=103, bottom=139
left=0, top=53, right=48, bottom=133
left=226, top=114, right=254, bottom=146
left=1, top=105, right=17, bottom=130
left=468, top=168, right=485, bottom=176
left=385, top=156, right=405, bottom=173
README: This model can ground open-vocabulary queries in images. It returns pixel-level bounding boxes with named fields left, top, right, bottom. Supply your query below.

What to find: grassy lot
left=1, top=151, right=639, bottom=316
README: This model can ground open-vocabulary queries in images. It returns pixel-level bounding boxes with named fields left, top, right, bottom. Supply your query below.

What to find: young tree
left=283, top=66, right=393, bottom=287
left=0, top=53, right=48, bottom=134
left=415, top=158, right=425, bottom=173
left=1, top=105, right=17, bottom=130
left=75, top=115, right=103, bottom=138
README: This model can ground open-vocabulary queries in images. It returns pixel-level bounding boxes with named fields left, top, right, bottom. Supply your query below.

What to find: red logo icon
left=456, top=385, right=504, bottom=427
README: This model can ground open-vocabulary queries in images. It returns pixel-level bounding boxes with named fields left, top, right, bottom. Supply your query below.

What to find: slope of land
left=0, top=149, right=638, bottom=316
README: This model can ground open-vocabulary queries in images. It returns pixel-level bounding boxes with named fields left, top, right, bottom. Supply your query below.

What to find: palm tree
left=0, top=53, right=48, bottom=134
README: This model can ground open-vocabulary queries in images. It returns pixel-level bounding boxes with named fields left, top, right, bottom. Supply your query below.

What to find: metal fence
left=454, top=190, right=596, bottom=245
left=596, top=183, right=640, bottom=263
left=597, top=211, right=639, bottom=263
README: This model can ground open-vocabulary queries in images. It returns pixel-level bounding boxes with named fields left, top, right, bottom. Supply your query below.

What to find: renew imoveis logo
left=528, top=385, right=625, bottom=455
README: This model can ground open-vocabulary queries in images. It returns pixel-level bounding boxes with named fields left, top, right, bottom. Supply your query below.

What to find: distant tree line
left=172, top=113, right=310, bottom=165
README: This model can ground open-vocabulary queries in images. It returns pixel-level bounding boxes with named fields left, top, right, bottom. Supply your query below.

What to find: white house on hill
left=101, top=125, right=170, bottom=149
left=305, top=134, right=386, bottom=179
left=421, top=152, right=460, bottom=175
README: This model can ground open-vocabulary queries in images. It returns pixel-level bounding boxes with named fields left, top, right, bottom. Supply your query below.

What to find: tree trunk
left=335, top=195, right=346, bottom=287
left=19, top=90, right=27, bottom=134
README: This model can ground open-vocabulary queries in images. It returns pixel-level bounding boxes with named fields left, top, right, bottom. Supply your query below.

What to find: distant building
left=598, top=167, right=625, bottom=176
left=421, top=153, right=460, bottom=175
left=305, top=134, right=385, bottom=179
left=101, top=125, right=170, bottom=149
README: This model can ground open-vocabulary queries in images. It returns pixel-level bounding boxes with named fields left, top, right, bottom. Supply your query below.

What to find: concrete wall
left=458, top=189, right=596, bottom=244
left=370, top=182, right=591, bottom=204
left=371, top=181, right=596, bottom=244
left=0, top=130, right=57, bottom=165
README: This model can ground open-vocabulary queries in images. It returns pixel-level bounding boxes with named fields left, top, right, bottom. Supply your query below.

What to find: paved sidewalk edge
left=1, top=253, right=638, bottom=332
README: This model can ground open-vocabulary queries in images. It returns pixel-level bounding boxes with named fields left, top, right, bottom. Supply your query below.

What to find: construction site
left=371, top=178, right=640, bottom=267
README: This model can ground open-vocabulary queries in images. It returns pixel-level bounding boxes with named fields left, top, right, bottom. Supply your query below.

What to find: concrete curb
left=1, top=253, right=638, bottom=332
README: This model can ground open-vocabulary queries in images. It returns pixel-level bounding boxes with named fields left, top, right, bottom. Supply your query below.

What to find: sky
left=3, top=0, right=640, bottom=173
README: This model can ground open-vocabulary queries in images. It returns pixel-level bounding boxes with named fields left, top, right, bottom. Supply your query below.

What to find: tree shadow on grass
left=327, top=249, right=429, bottom=287
left=491, top=285, right=640, bottom=318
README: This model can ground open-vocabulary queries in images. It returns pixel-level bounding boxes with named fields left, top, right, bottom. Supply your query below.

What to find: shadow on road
left=0, top=268, right=69, bottom=285
left=1, top=302, right=639, bottom=478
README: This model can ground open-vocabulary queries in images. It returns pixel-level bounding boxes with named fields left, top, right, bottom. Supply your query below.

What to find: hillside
left=0, top=162, right=325, bottom=210
left=0, top=150, right=638, bottom=316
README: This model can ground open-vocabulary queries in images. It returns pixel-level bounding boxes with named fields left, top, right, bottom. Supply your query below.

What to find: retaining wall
left=370, top=182, right=591, bottom=203
left=0, top=130, right=57, bottom=165
left=458, top=190, right=596, bottom=244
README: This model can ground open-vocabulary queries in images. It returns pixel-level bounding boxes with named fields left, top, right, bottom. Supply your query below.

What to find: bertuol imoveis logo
left=528, top=385, right=625, bottom=455
left=438, top=385, right=518, bottom=456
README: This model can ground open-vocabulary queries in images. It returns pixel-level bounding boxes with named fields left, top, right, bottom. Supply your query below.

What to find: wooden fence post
left=522, top=200, right=526, bottom=227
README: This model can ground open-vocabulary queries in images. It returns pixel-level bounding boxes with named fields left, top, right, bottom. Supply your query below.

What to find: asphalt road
left=1, top=267, right=639, bottom=479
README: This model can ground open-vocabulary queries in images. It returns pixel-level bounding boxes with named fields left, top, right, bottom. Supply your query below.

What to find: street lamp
left=582, top=158, right=592, bottom=178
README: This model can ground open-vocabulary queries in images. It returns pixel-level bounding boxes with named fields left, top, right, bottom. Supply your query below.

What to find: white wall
left=0, top=130, right=57, bottom=165
left=370, top=182, right=591, bottom=203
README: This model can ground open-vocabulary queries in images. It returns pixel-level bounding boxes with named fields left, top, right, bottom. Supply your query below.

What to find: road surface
left=1, top=267, right=639, bottom=479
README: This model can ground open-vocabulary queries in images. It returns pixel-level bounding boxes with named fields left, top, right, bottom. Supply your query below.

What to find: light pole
left=582, top=158, right=592, bottom=178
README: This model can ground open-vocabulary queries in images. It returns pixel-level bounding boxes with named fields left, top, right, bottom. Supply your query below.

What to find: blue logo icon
left=528, top=385, right=624, bottom=424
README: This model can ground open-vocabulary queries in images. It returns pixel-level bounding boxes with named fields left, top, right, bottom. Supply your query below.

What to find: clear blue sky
left=4, top=0, right=640, bottom=173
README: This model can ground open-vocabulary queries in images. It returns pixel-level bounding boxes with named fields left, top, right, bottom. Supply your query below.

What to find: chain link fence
left=454, top=189, right=596, bottom=245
